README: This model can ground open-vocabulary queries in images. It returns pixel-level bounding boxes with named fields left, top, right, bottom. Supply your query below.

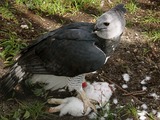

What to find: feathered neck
left=95, top=34, right=122, bottom=56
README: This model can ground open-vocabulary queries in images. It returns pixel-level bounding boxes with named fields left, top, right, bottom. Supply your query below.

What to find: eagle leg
left=78, top=89, right=97, bottom=113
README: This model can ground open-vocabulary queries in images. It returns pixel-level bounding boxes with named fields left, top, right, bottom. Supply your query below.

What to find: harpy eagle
left=0, top=4, right=126, bottom=112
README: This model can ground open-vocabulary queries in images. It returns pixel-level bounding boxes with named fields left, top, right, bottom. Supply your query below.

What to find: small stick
left=123, top=90, right=146, bottom=96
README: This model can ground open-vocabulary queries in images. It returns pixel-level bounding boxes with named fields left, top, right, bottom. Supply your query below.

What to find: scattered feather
left=149, top=93, right=160, bottom=100
left=157, top=112, right=160, bottom=118
left=100, top=117, right=105, bottom=120
left=141, top=104, right=148, bottom=110
left=140, top=76, right=151, bottom=85
left=122, top=84, right=128, bottom=89
left=138, top=110, right=147, bottom=120
left=20, top=24, right=29, bottom=29
left=122, top=73, right=130, bottom=82
left=131, top=99, right=134, bottom=103
left=115, top=105, right=124, bottom=109
left=88, top=112, right=97, bottom=119
left=104, top=113, right=108, bottom=117
left=152, top=109, right=157, bottom=115
left=140, top=80, right=147, bottom=85
left=113, top=98, right=118, bottom=104
left=145, top=76, right=151, bottom=81
left=142, top=86, right=147, bottom=91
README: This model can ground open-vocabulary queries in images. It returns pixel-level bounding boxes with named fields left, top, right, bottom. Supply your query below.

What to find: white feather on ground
left=122, top=73, right=130, bottom=82
left=48, top=82, right=114, bottom=117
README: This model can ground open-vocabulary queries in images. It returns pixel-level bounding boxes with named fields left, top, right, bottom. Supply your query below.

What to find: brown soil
left=0, top=0, right=160, bottom=120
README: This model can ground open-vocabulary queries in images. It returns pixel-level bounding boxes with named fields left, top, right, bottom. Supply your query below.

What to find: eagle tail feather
left=1, top=63, right=26, bottom=95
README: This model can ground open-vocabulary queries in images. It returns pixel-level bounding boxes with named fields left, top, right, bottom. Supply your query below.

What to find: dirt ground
left=0, top=0, right=160, bottom=120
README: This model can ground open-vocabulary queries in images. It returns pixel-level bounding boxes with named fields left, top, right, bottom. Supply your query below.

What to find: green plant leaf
left=23, top=110, right=30, bottom=119
left=0, top=116, right=9, bottom=120
left=13, top=109, right=21, bottom=119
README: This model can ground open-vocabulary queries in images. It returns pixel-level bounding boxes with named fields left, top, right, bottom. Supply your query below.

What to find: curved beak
left=93, top=25, right=100, bottom=33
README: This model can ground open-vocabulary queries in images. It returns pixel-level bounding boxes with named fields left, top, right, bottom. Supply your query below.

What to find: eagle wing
left=18, top=22, right=106, bottom=77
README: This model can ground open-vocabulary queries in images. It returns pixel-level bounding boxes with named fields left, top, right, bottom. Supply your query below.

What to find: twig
left=123, top=90, right=146, bottom=96
left=101, top=75, right=143, bottom=104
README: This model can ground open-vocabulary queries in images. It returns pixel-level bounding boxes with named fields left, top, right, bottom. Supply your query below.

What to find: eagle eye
left=103, top=22, right=110, bottom=26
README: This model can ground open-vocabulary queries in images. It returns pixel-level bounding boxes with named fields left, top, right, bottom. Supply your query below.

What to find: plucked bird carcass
left=0, top=4, right=126, bottom=113
left=47, top=82, right=114, bottom=117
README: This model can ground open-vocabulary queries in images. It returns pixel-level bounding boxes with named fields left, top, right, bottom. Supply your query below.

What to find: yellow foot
left=78, top=90, right=97, bottom=113
left=83, top=98, right=97, bottom=113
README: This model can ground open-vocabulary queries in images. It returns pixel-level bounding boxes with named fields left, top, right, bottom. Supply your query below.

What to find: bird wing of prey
left=17, top=22, right=106, bottom=77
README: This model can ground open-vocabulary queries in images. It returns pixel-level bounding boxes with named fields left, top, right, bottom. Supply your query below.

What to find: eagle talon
left=90, top=99, right=98, bottom=104
left=78, top=89, right=97, bottom=113
left=83, top=98, right=97, bottom=113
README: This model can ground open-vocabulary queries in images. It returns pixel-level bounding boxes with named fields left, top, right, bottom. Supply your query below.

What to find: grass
left=15, top=0, right=101, bottom=15
left=95, top=103, right=140, bottom=120
left=140, top=10, right=160, bottom=24
left=0, top=1, right=26, bottom=66
left=0, top=2, right=17, bottom=22
left=144, top=30, right=160, bottom=42
left=149, top=30, right=160, bottom=42
left=142, top=16, right=160, bottom=24
left=0, top=0, right=101, bottom=66
left=96, top=103, right=115, bottom=119
left=140, top=11, right=160, bottom=42
left=0, top=31, right=27, bottom=66
left=112, top=104, right=139, bottom=119
left=125, top=0, right=138, bottom=14
left=0, top=100, right=46, bottom=120
left=0, top=101, right=156, bottom=120
left=125, top=1, right=160, bottom=42
left=127, top=104, right=138, bottom=119
left=143, top=14, right=160, bottom=42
